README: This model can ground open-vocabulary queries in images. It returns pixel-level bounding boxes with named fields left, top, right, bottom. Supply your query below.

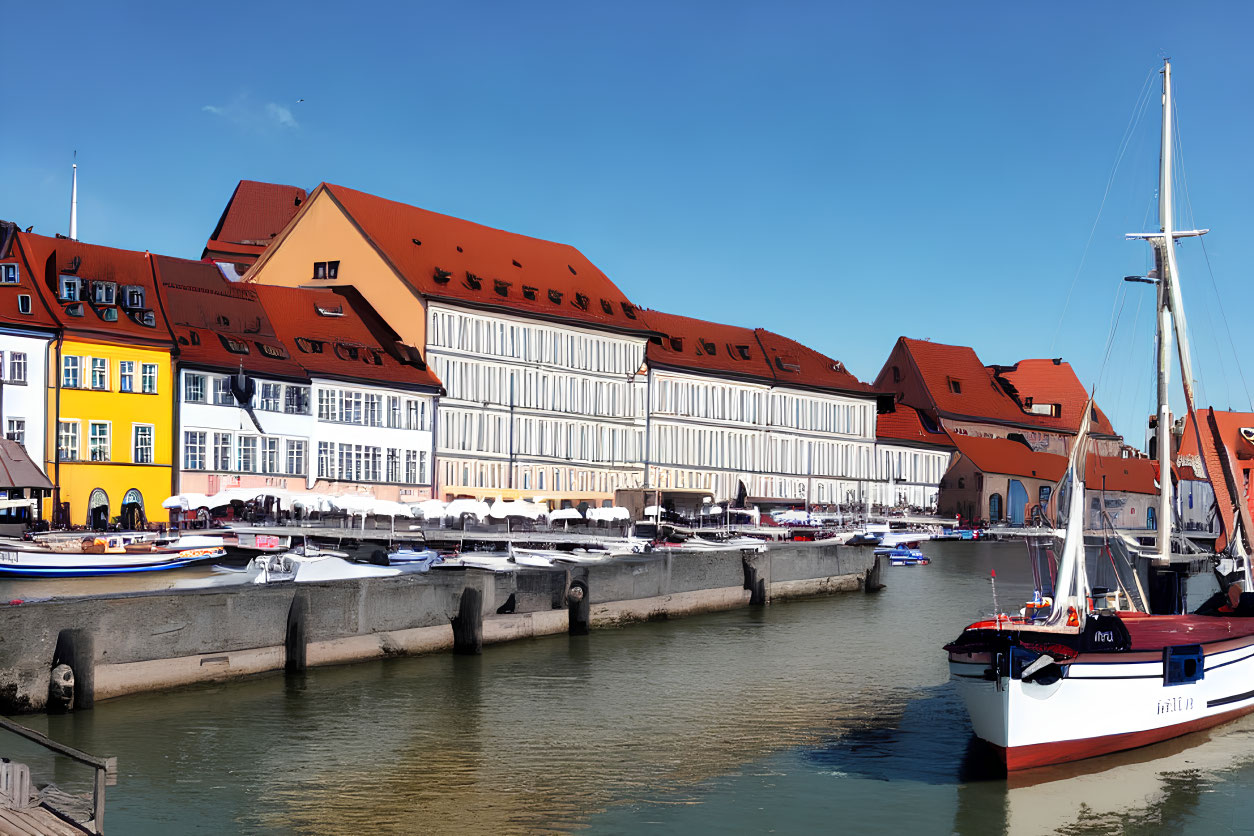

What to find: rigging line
left=1173, top=107, right=1254, bottom=411
left=1112, top=283, right=1145, bottom=433
left=1050, top=64, right=1160, bottom=354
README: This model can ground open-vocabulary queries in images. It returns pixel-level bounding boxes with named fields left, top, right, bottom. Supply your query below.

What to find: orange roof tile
left=0, top=223, right=63, bottom=332
left=322, top=184, right=649, bottom=333
left=204, top=181, right=307, bottom=265
left=152, top=256, right=309, bottom=380
left=249, top=284, right=442, bottom=392
left=16, top=232, right=173, bottom=348
left=950, top=434, right=1068, bottom=482
left=876, top=405, right=954, bottom=448
left=1086, top=455, right=1158, bottom=494
left=754, top=329, right=874, bottom=394
left=992, top=358, right=1116, bottom=435
left=895, top=338, right=1030, bottom=424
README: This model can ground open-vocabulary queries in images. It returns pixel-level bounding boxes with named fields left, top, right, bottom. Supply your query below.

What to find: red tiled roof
left=754, top=329, right=875, bottom=394
left=950, top=434, right=1068, bottom=481
left=895, top=338, right=1030, bottom=424
left=640, top=310, right=873, bottom=395
left=1087, top=455, right=1158, bottom=494
left=992, top=358, right=1117, bottom=435
left=876, top=405, right=954, bottom=448
left=16, top=232, right=173, bottom=347
left=249, top=284, right=442, bottom=391
left=641, top=310, right=775, bottom=380
left=152, top=256, right=309, bottom=380
left=321, top=184, right=649, bottom=333
left=0, top=224, right=62, bottom=331
left=204, top=181, right=307, bottom=264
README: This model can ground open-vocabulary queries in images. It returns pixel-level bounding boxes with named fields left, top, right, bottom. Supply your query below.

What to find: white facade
left=646, top=368, right=880, bottom=505
left=869, top=442, right=951, bottom=511
left=0, top=331, right=51, bottom=470
left=177, top=368, right=437, bottom=502
left=426, top=302, right=648, bottom=498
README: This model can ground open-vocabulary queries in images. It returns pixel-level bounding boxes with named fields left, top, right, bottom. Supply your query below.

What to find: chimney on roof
left=1052, top=358, right=1062, bottom=365
left=69, top=155, right=78, bottom=241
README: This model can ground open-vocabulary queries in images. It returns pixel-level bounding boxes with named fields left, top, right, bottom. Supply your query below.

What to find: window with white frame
left=364, top=394, right=382, bottom=427
left=0, top=264, right=17, bottom=284
left=236, top=436, right=258, bottom=472
left=405, top=399, right=420, bottom=430
left=317, top=389, right=334, bottom=421
left=286, top=440, right=306, bottom=476
left=7, top=352, right=25, bottom=384
left=259, top=383, right=281, bottom=412
left=5, top=419, right=24, bottom=445
left=213, top=377, right=234, bottom=406
left=185, top=373, right=205, bottom=403
left=91, top=358, right=108, bottom=390
left=118, top=360, right=134, bottom=392
left=132, top=425, right=153, bottom=464
left=88, top=422, right=110, bottom=461
left=62, top=356, right=81, bottom=388
left=59, top=275, right=81, bottom=301
left=339, top=391, right=363, bottom=424
left=184, top=431, right=206, bottom=469
left=419, top=451, right=428, bottom=483
left=317, top=441, right=334, bottom=478
left=59, top=422, right=79, bottom=461
left=388, top=397, right=401, bottom=428
left=213, top=432, right=232, bottom=470
left=405, top=451, right=417, bottom=483
left=141, top=363, right=158, bottom=394
left=284, top=385, right=310, bottom=414
left=261, top=437, right=280, bottom=473
left=386, top=448, right=401, bottom=482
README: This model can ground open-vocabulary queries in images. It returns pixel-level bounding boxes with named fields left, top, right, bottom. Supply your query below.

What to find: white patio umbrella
left=548, top=507, right=583, bottom=521
left=644, top=505, right=664, bottom=517
left=445, top=498, right=490, bottom=521
left=587, top=506, right=630, bottom=522
left=413, top=499, right=447, bottom=520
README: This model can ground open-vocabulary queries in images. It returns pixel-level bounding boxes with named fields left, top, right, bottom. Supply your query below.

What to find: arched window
left=989, top=493, right=1003, bottom=521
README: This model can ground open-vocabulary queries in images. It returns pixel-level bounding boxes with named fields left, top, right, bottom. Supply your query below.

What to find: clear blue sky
left=4, top=1, right=1253, bottom=448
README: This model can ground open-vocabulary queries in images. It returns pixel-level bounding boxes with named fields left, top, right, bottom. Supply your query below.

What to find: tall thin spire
left=69, top=153, right=78, bottom=241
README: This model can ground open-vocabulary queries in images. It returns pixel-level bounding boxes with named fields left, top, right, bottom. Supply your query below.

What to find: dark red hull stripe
left=997, top=702, right=1254, bottom=770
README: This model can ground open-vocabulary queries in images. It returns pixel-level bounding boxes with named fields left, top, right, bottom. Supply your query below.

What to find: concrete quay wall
left=0, top=541, right=877, bottom=713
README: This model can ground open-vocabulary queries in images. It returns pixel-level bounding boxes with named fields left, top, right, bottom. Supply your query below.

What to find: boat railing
left=0, top=715, right=115, bottom=834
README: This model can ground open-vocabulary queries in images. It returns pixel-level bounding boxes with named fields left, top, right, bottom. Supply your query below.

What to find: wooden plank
left=0, top=718, right=110, bottom=771
left=0, top=805, right=92, bottom=836
left=0, top=807, right=45, bottom=836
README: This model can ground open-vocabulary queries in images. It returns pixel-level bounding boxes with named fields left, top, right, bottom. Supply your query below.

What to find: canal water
left=8, top=541, right=1254, bottom=834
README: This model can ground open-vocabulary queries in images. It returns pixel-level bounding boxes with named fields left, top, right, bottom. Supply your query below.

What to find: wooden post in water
left=567, top=579, right=590, bottom=635
left=285, top=593, right=310, bottom=673
left=452, top=587, right=484, bottom=654
left=864, top=552, right=885, bottom=593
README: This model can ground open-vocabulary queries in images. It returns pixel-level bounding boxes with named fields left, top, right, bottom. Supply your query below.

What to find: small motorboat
left=384, top=548, right=443, bottom=571
left=886, top=547, right=930, bottom=566
left=0, top=535, right=226, bottom=578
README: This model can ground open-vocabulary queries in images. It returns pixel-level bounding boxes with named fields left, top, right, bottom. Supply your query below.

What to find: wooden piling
left=864, top=553, right=885, bottom=593
left=451, top=587, right=484, bottom=654
left=567, top=581, right=590, bottom=636
left=285, top=593, right=309, bottom=673
left=51, top=629, right=93, bottom=711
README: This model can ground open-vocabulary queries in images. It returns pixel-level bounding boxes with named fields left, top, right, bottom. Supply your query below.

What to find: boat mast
left=1153, top=60, right=1175, bottom=562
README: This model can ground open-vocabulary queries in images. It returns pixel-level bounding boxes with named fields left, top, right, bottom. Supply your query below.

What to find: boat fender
left=368, top=549, right=390, bottom=566
left=47, top=663, right=74, bottom=713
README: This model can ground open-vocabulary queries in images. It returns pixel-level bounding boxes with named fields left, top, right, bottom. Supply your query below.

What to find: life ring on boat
left=1066, top=606, right=1079, bottom=627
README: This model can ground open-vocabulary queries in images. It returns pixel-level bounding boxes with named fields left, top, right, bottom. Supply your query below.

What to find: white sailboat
left=945, top=60, right=1254, bottom=771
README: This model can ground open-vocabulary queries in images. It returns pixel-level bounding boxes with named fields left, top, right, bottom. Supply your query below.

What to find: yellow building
left=19, top=233, right=175, bottom=529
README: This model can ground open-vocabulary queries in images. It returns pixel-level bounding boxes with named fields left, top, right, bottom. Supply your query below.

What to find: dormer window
left=216, top=315, right=230, bottom=327
left=133, top=310, right=156, bottom=327
left=733, top=345, right=752, bottom=360
left=64, top=302, right=84, bottom=317
left=599, top=299, right=613, bottom=315
left=621, top=302, right=637, bottom=319
left=218, top=335, right=250, bottom=354
left=314, top=304, right=344, bottom=317
left=100, top=307, right=118, bottom=322
left=92, top=281, right=116, bottom=305
left=548, top=289, right=563, bottom=304
left=464, top=272, right=482, bottom=290
left=947, top=377, right=962, bottom=394
left=774, top=355, right=801, bottom=373
left=313, top=261, right=334, bottom=280
left=334, top=343, right=359, bottom=361
left=433, top=267, right=452, bottom=284
left=649, top=336, right=663, bottom=346
left=0, top=264, right=17, bottom=284
left=669, top=337, right=684, bottom=352
left=522, top=286, right=538, bottom=301
left=59, top=275, right=81, bottom=301
left=697, top=339, right=715, bottom=356
left=294, top=337, right=324, bottom=354
left=257, top=343, right=288, bottom=359
left=17, top=295, right=31, bottom=315
left=493, top=279, right=510, bottom=297
left=122, top=286, right=145, bottom=308
left=573, top=293, right=589, bottom=311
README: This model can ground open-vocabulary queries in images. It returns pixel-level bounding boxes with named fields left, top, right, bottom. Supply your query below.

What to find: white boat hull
left=949, top=632, right=1254, bottom=770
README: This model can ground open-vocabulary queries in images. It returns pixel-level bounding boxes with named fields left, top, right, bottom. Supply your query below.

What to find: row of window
left=316, top=387, right=427, bottom=429
left=652, top=377, right=764, bottom=425
left=438, top=408, right=644, bottom=464
left=183, top=431, right=306, bottom=475
left=59, top=421, right=154, bottom=463
left=184, top=373, right=311, bottom=413
left=649, top=423, right=877, bottom=479
left=62, top=357, right=158, bottom=393
left=767, top=392, right=873, bottom=437
left=441, top=458, right=633, bottom=494
left=432, top=356, right=644, bottom=419
left=316, top=443, right=428, bottom=484
left=428, top=307, right=645, bottom=375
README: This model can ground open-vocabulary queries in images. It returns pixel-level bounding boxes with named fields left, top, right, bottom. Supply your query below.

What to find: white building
left=240, top=182, right=653, bottom=504
left=156, top=256, right=440, bottom=506
left=871, top=405, right=954, bottom=511
left=0, top=222, right=58, bottom=475
left=641, top=310, right=885, bottom=507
